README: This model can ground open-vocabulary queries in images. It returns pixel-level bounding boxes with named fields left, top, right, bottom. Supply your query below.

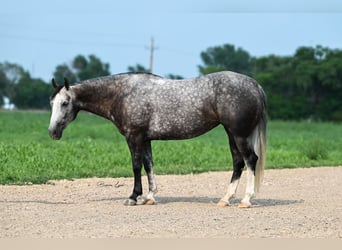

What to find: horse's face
left=48, top=80, right=78, bottom=140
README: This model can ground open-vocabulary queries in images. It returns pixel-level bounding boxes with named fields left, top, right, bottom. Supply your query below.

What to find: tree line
left=199, top=44, right=342, bottom=121
left=1, top=44, right=341, bottom=121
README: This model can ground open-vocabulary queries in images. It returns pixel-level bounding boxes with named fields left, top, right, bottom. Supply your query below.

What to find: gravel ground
left=0, top=167, right=341, bottom=238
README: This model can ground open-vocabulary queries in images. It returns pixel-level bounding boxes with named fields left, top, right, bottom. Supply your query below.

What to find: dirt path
left=0, top=167, right=341, bottom=238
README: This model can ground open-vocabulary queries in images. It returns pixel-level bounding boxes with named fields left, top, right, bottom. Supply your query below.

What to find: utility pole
left=149, top=37, right=155, bottom=73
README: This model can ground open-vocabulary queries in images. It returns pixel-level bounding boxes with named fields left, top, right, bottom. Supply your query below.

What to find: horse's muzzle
left=48, top=126, right=63, bottom=140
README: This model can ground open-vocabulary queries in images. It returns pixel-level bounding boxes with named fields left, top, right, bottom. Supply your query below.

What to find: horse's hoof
left=145, top=199, right=156, bottom=205
left=136, top=197, right=146, bottom=205
left=217, top=200, right=229, bottom=207
left=238, top=201, right=251, bottom=208
left=124, top=199, right=137, bottom=206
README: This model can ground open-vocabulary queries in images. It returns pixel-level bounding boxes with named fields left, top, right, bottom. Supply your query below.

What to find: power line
left=2, top=33, right=197, bottom=58
left=1, top=33, right=145, bottom=49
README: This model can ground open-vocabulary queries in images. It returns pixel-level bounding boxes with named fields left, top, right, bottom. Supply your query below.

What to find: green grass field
left=0, top=111, right=341, bottom=184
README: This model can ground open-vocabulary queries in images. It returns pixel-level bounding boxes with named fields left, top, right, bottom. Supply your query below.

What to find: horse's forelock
left=50, top=85, right=64, bottom=100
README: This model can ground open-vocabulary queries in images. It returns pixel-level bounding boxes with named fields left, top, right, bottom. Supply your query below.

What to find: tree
left=0, top=62, right=27, bottom=107
left=198, top=44, right=252, bottom=75
left=252, top=55, right=305, bottom=119
left=315, top=48, right=342, bottom=120
left=127, top=64, right=149, bottom=73
left=251, top=45, right=342, bottom=121
left=12, top=72, right=50, bottom=109
left=73, top=55, right=88, bottom=71
left=165, top=74, right=184, bottom=80
left=0, top=62, right=51, bottom=109
left=53, top=55, right=111, bottom=85
left=0, top=69, right=8, bottom=106
left=292, top=45, right=342, bottom=120
left=53, top=64, right=77, bottom=84
left=73, top=55, right=110, bottom=81
left=127, top=64, right=184, bottom=79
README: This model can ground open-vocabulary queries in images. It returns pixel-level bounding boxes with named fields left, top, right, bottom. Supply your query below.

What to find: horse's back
left=115, top=72, right=265, bottom=139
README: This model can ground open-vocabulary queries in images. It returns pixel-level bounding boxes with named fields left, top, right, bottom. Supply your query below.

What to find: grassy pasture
left=0, top=111, right=341, bottom=184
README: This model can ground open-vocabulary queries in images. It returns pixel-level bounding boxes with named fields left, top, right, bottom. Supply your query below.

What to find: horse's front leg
left=124, top=136, right=144, bottom=206
left=142, top=140, right=158, bottom=205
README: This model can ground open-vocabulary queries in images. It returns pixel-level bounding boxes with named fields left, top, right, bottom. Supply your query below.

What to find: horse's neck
left=73, top=83, right=115, bottom=120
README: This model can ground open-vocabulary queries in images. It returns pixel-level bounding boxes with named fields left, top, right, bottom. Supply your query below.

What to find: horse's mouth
left=48, top=126, right=64, bottom=140
left=50, top=133, right=62, bottom=140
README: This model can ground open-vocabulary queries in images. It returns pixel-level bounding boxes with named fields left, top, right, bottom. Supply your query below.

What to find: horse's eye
left=62, top=101, right=69, bottom=106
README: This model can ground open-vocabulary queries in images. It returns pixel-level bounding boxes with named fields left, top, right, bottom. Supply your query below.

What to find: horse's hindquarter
left=211, top=71, right=265, bottom=136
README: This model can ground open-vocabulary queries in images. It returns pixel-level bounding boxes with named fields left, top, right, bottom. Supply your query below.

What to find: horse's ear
left=64, top=77, right=70, bottom=90
left=52, top=78, right=58, bottom=89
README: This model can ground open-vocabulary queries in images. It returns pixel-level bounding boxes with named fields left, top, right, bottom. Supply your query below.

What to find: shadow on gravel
left=154, top=197, right=304, bottom=207
left=1, top=197, right=303, bottom=207
left=0, top=200, right=74, bottom=205
left=157, top=196, right=219, bottom=204
left=252, top=198, right=304, bottom=207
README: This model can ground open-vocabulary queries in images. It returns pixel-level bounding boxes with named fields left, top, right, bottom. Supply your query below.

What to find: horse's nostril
left=48, top=127, right=60, bottom=140
left=48, top=130, right=55, bottom=139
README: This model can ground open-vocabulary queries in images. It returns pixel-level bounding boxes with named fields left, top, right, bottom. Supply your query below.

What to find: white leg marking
left=145, top=171, right=157, bottom=205
left=239, top=167, right=255, bottom=208
left=145, top=191, right=156, bottom=204
left=218, top=179, right=240, bottom=207
left=147, top=171, right=157, bottom=193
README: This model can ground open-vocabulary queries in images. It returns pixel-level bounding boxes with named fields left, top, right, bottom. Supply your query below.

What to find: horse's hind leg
left=142, top=140, right=158, bottom=205
left=218, top=133, right=245, bottom=207
left=234, top=136, right=258, bottom=208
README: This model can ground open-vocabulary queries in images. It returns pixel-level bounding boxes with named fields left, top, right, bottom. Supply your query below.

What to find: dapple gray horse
left=48, top=71, right=267, bottom=207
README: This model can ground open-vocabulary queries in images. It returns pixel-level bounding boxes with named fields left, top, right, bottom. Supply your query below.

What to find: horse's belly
left=147, top=114, right=218, bottom=140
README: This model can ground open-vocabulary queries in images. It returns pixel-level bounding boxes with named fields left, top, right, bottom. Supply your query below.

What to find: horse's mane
left=50, top=72, right=163, bottom=100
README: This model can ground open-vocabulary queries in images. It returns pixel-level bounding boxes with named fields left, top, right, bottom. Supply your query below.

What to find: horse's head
left=48, top=78, right=78, bottom=140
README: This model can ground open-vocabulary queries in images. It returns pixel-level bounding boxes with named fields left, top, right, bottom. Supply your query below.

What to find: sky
left=1, top=0, right=342, bottom=81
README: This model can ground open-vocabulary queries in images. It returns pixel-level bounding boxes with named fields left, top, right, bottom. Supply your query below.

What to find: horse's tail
left=249, top=87, right=267, bottom=192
